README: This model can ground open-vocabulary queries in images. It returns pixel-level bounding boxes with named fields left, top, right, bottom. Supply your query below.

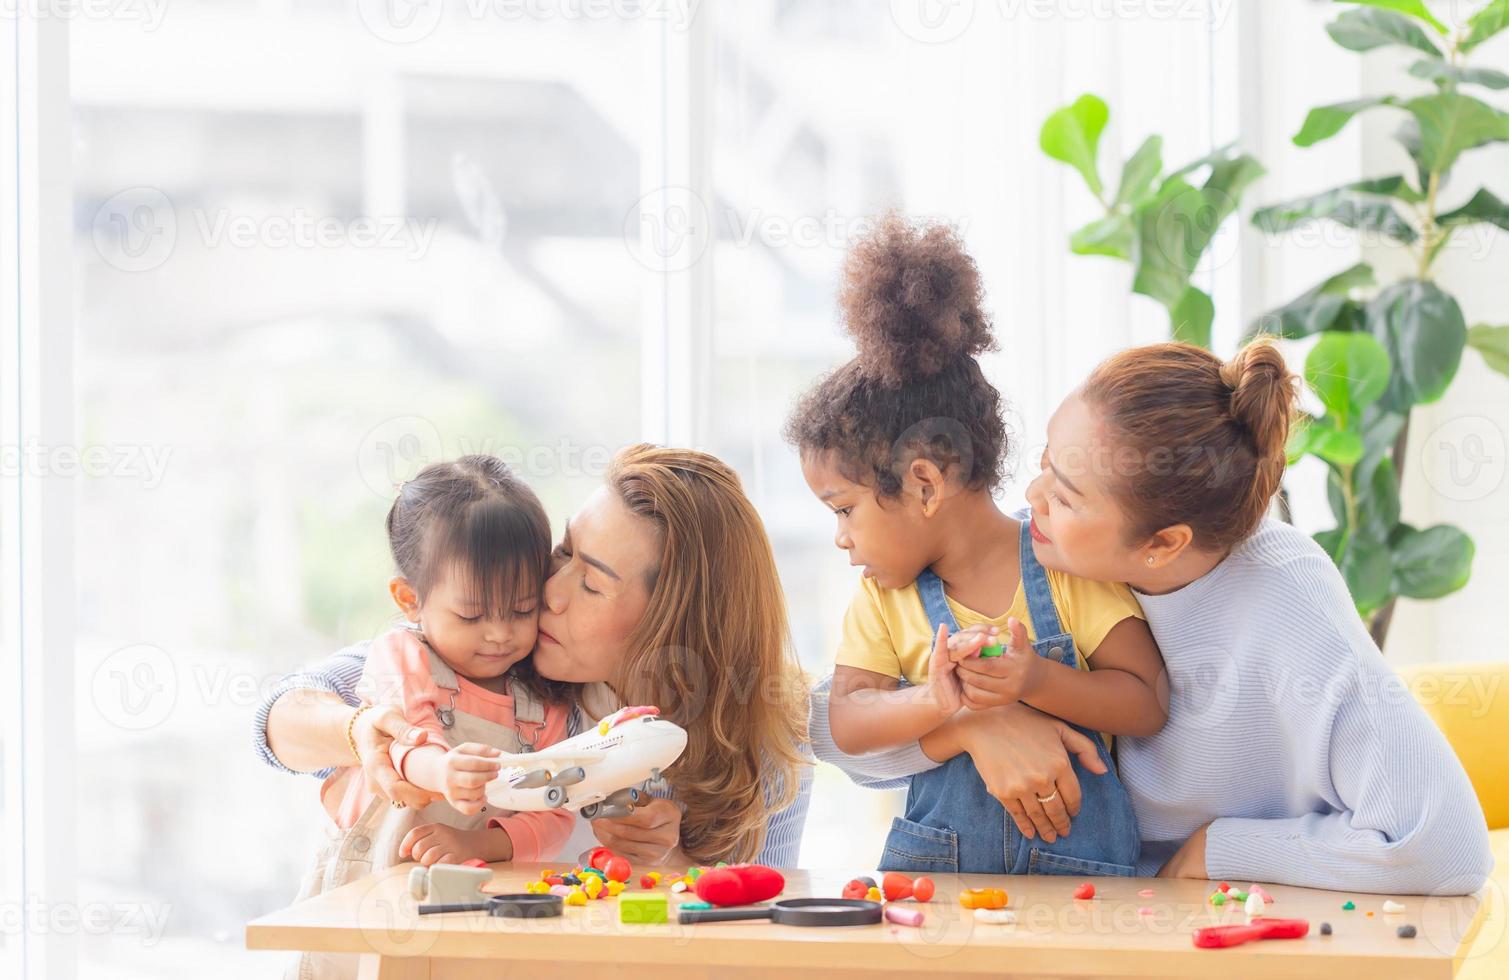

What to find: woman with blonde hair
left=256, top=444, right=811, bottom=867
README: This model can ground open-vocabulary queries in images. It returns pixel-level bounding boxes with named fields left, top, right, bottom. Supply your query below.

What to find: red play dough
left=1073, top=882, right=1095, bottom=900
left=842, top=879, right=869, bottom=900
left=693, top=865, right=786, bottom=907
left=604, top=856, right=632, bottom=883
left=913, top=877, right=935, bottom=903
left=882, top=872, right=914, bottom=902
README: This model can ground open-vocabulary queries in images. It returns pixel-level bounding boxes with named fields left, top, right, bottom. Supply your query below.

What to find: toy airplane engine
left=483, top=706, right=687, bottom=819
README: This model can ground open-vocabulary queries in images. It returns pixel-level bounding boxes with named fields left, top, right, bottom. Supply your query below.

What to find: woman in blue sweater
left=815, top=341, right=1492, bottom=895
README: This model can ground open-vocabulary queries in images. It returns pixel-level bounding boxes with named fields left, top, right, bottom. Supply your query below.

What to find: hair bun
left=838, top=212, right=996, bottom=386
left=1219, top=341, right=1297, bottom=461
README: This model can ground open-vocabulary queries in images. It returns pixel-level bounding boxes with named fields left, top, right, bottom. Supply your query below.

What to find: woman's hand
left=953, top=702, right=1108, bottom=844
left=1157, top=823, right=1210, bottom=879
left=353, top=704, right=437, bottom=809
left=590, top=798, right=685, bottom=866
left=438, top=743, right=504, bottom=815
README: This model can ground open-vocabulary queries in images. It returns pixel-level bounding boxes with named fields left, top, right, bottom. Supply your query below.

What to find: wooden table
left=246, top=862, right=1492, bottom=979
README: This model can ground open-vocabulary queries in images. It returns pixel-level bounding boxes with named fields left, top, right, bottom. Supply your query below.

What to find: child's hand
left=947, top=624, right=1000, bottom=663
left=439, top=742, right=504, bottom=815
left=400, top=822, right=497, bottom=866
left=925, top=623, right=963, bottom=716
left=955, top=617, right=1039, bottom=710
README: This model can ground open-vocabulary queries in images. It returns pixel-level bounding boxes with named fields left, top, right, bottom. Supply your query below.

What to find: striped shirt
left=253, top=642, right=810, bottom=867
left=810, top=519, right=1493, bottom=895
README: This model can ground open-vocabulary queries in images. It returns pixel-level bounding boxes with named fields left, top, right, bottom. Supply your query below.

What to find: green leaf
left=1468, top=324, right=1509, bottom=377
left=1295, top=97, right=1397, bottom=147
left=1358, top=461, right=1401, bottom=541
left=1463, top=0, right=1509, bottom=51
left=1306, top=332, right=1392, bottom=426
left=1169, top=285, right=1214, bottom=349
left=1438, top=188, right=1509, bottom=231
left=1129, top=151, right=1264, bottom=310
left=1247, top=262, right=1375, bottom=341
left=1338, top=0, right=1447, bottom=32
left=1394, top=117, right=1441, bottom=191
left=1391, top=524, right=1474, bottom=599
left=1042, top=95, right=1110, bottom=199
left=1366, top=280, right=1467, bottom=409
left=1289, top=417, right=1366, bottom=467
left=1070, top=214, right=1133, bottom=258
left=1252, top=184, right=1419, bottom=243
left=1327, top=8, right=1443, bottom=56
left=1315, top=527, right=1346, bottom=562
left=1408, top=61, right=1509, bottom=90
left=1401, top=93, right=1509, bottom=177
left=1115, top=135, right=1163, bottom=208
left=1356, top=403, right=1407, bottom=489
left=1341, top=532, right=1394, bottom=614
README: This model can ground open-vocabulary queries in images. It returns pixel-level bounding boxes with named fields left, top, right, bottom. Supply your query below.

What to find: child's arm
left=830, top=623, right=997, bottom=753
left=953, top=616, right=1168, bottom=737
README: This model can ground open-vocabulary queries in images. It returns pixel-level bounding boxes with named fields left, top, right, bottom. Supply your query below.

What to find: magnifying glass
left=418, top=894, right=563, bottom=918
left=678, top=898, right=882, bottom=927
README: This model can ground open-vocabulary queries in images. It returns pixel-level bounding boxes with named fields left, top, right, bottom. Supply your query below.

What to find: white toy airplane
left=483, top=706, right=687, bottom=819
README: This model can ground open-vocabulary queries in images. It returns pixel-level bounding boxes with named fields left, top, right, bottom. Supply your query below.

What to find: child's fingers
left=1006, top=616, right=1030, bottom=651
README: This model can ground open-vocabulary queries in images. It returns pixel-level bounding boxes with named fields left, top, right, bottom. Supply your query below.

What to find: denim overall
left=878, top=519, right=1140, bottom=876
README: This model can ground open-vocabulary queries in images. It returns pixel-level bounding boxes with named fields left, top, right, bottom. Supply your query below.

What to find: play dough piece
left=693, top=864, right=785, bottom=907
left=1245, top=893, right=1266, bottom=917
left=1382, top=900, right=1406, bottom=914
left=1073, top=882, right=1095, bottom=900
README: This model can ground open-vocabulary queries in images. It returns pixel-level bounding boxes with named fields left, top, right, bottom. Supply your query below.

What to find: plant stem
left=1371, top=414, right=1413, bottom=653
left=1418, top=169, right=1442, bottom=280
left=1370, top=598, right=1398, bottom=650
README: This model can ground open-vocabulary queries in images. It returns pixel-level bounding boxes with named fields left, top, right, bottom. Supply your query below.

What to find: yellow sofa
left=1400, top=662, right=1508, bottom=978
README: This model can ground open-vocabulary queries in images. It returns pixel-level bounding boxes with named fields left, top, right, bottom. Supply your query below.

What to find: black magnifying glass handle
left=418, top=902, right=491, bottom=915
left=678, top=906, right=773, bottom=924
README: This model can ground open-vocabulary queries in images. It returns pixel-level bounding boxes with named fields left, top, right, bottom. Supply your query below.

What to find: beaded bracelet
left=346, top=703, right=375, bottom=764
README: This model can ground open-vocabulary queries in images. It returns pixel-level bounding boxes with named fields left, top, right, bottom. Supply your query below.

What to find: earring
left=1146, top=555, right=1156, bottom=566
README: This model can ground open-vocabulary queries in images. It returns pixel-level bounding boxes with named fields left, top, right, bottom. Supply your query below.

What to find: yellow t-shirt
left=836, top=569, right=1145, bottom=686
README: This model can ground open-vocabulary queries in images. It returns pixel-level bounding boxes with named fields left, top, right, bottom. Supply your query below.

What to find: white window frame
left=1, top=11, right=78, bottom=980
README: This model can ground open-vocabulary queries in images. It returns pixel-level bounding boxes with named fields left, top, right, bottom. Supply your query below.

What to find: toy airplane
left=483, top=706, right=687, bottom=819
